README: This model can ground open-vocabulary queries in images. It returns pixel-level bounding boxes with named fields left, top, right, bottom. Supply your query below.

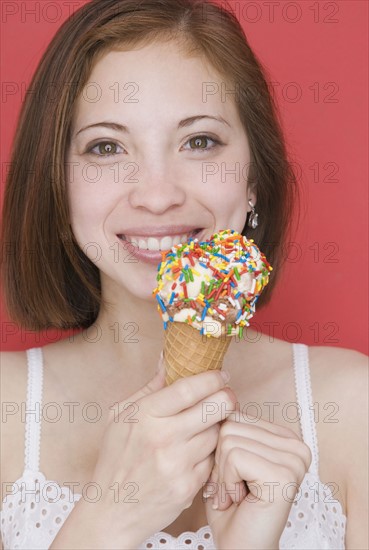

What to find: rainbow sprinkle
left=152, top=229, right=272, bottom=338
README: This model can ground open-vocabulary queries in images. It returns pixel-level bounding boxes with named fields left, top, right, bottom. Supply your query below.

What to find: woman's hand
left=85, top=360, right=236, bottom=547
left=203, top=411, right=312, bottom=550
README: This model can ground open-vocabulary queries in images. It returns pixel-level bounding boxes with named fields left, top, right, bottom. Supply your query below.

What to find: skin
left=1, top=40, right=368, bottom=549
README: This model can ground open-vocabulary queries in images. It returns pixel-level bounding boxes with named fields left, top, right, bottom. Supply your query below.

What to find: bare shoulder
left=308, top=344, right=368, bottom=544
left=309, top=343, right=368, bottom=375
left=308, top=344, right=368, bottom=410
left=0, top=350, right=28, bottom=503
left=308, top=343, right=368, bottom=431
left=308, top=344, right=368, bottom=457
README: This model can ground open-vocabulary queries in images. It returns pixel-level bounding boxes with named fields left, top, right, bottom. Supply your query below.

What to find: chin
left=120, top=268, right=159, bottom=303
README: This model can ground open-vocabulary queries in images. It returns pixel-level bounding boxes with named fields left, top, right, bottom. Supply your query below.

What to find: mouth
left=117, top=228, right=203, bottom=252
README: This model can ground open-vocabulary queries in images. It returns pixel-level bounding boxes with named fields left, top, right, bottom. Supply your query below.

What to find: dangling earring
left=247, top=200, right=259, bottom=229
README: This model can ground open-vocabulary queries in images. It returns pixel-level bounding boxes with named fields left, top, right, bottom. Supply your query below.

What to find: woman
left=0, top=0, right=367, bottom=549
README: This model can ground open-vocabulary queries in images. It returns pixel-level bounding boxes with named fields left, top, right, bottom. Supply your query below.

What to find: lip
left=117, top=238, right=166, bottom=265
left=117, top=225, right=201, bottom=238
left=116, top=227, right=204, bottom=265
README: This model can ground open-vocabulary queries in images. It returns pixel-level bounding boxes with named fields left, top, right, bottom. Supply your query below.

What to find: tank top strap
left=292, top=343, right=319, bottom=476
left=24, top=348, right=44, bottom=472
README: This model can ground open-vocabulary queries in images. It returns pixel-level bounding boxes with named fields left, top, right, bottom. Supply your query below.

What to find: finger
left=225, top=412, right=300, bottom=441
left=202, top=463, right=238, bottom=511
left=221, top=447, right=304, bottom=505
left=215, top=424, right=311, bottom=473
left=216, top=435, right=309, bottom=488
left=217, top=481, right=247, bottom=510
left=194, top=454, right=215, bottom=495
left=146, top=369, right=231, bottom=417
left=188, top=425, right=219, bottom=465
left=179, top=387, right=237, bottom=438
left=205, top=454, right=247, bottom=511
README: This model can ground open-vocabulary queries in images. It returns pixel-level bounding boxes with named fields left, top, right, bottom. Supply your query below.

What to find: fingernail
left=220, top=370, right=230, bottom=383
left=202, top=482, right=217, bottom=500
left=212, top=493, right=219, bottom=510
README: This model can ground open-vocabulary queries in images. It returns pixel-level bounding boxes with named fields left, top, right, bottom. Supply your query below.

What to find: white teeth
left=122, top=233, right=196, bottom=251
left=160, top=236, right=173, bottom=250
left=147, top=237, right=160, bottom=251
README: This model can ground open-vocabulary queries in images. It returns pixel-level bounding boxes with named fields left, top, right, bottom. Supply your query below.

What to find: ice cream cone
left=163, top=321, right=231, bottom=385
left=153, top=230, right=272, bottom=385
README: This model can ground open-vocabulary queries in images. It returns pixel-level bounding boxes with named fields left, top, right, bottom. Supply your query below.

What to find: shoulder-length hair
left=1, top=0, right=298, bottom=330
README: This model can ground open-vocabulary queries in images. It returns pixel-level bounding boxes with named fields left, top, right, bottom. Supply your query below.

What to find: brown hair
left=0, top=0, right=298, bottom=331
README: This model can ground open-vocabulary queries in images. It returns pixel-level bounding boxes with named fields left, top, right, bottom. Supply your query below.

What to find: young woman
left=1, top=1, right=367, bottom=549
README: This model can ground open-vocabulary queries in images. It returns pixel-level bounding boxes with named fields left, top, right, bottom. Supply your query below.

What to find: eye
left=87, top=141, right=124, bottom=156
left=183, top=135, right=221, bottom=152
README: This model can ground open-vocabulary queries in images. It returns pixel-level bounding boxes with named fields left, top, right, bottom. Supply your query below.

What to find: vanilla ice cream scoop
left=153, top=229, right=272, bottom=339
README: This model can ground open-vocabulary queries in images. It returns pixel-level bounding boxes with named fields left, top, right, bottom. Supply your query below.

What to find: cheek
left=192, top=187, right=247, bottom=237
left=66, top=161, right=119, bottom=225
left=200, top=145, right=251, bottom=196
left=214, top=186, right=248, bottom=229
left=200, top=166, right=249, bottom=227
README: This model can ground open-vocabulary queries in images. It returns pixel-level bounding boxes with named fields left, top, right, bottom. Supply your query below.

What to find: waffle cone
left=163, top=322, right=231, bottom=385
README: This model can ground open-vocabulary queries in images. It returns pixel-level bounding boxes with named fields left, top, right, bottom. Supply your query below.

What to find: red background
left=1, top=0, right=368, bottom=354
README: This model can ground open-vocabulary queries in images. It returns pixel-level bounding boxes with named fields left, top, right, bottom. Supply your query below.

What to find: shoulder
left=307, top=344, right=368, bottom=458
left=308, top=345, right=368, bottom=529
left=308, top=344, right=368, bottom=403
left=308, top=343, right=367, bottom=371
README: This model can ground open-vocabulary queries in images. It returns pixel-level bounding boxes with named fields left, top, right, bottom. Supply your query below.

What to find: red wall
left=1, top=0, right=368, bottom=354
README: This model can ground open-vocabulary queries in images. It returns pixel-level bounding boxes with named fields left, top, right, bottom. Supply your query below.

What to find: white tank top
left=1, top=344, right=346, bottom=549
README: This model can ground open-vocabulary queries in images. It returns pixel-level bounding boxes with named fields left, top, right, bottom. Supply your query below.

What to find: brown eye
left=189, top=136, right=209, bottom=149
left=98, top=142, right=117, bottom=155
left=87, top=141, right=123, bottom=157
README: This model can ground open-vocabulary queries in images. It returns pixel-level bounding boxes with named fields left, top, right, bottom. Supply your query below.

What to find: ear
left=247, top=187, right=257, bottom=210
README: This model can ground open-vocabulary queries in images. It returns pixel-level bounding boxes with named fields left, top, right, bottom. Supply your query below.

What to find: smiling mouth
left=117, top=229, right=202, bottom=252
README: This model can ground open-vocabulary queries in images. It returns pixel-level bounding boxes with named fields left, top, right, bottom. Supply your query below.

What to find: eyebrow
left=75, top=115, right=230, bottom=137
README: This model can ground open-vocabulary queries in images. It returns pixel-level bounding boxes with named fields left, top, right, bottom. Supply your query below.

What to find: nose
left=128, top=167, right=186, bottom=214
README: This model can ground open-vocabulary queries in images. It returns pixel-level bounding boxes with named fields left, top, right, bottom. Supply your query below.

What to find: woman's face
left=67, top=40, right=254, bottom=301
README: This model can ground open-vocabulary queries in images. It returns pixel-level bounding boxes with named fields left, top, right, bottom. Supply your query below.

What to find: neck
left=78, top=280, right=166, bottom=378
